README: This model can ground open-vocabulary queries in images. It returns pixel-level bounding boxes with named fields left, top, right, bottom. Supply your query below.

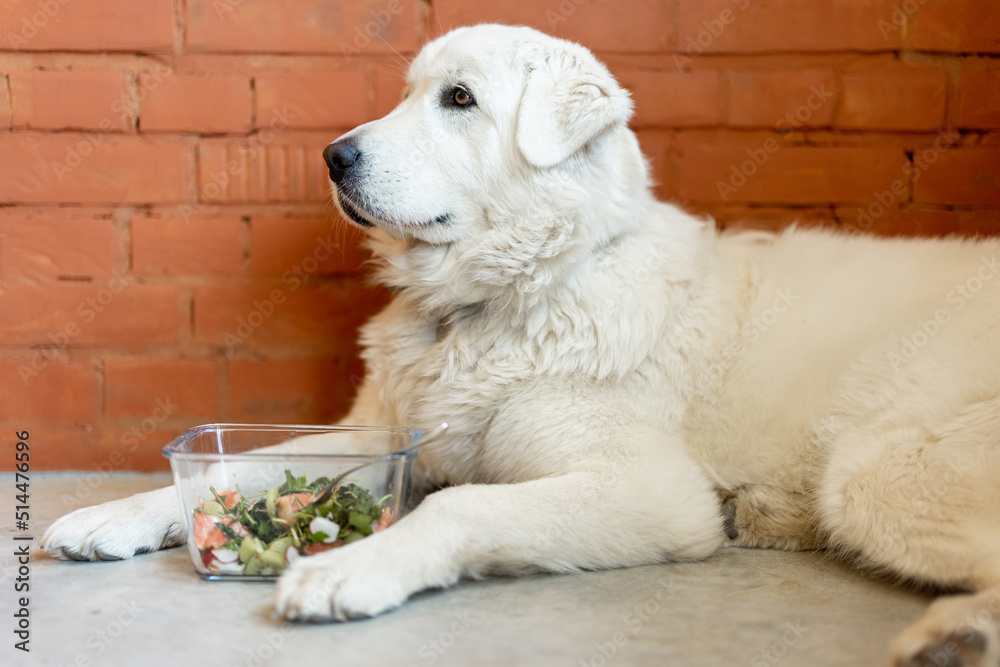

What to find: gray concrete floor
left=2, top=473, right=931, bottom=666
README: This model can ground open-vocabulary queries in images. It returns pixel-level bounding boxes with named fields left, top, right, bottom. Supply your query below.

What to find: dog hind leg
left=719, top=485, right=823, bottom=551
left=817, top=395, right=1000, bottom=667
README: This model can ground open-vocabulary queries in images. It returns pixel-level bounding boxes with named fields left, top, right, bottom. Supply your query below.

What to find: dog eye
left=446, top=86, right=475, bottom=108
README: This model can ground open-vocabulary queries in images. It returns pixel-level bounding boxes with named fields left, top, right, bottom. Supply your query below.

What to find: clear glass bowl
left=162, top=423, right=423, bottom=581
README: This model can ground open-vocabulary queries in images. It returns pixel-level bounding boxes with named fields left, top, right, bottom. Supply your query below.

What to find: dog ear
left=516, top=48, right=633, bottom=168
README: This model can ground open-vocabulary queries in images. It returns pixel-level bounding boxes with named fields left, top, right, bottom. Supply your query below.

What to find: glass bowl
left=162, top=423, right=423, bottom=581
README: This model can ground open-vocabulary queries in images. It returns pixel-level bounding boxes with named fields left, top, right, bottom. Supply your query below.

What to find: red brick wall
left=1, top=0, right=997, bottom=471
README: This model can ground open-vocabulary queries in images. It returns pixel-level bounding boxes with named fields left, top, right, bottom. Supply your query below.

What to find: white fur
left=42, top=25, right=1000, bottom=666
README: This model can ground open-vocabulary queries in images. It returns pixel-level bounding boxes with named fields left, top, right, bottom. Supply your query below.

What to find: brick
left=915, top=149, right=1000, bottom=207
left=249, top=217, right=368, bottom=277
left=837, top=206, right=1000, bottom=237
left=434, top=0, right=674, bottom=52
left=0, top=217, right=116, bottom=281
left=186, top=0, right=421, bottom=55
left=9, top=70, right=130, bottom=131
left=0, top=358, right=95, bottom=421
left=97, top=426, right=176, bottom=472
left=838, top=68, right=947, bottom=131
left=837, top=204, right=912, bottom=236
left=725, top=69, right=836, bottom=128
left=616, top=70, right=720, bottom=127
left=0, top=425, right=174, bottom=472
left=228, top=357, right=358, bottom=423
left=676, top=137, right=907, bottom=204
left=706, top=206, right=836, bottom=232
left=951, top=209, right=1000, bottom=236
left=198, top=133, right=332, bottom=203
left=132, top=217, right=243, bottom=276
left=677, top=0, right=898, bottom=53
left=634, top=130, right=675, bottom=201
left=140, top=73, right=251, bottom=133
left=910, top=0, right=1000, bottom=53
left=374, top=63, right=406, bottom=119
left=0, top=426, right=87, bottom=472
left=0, top=0, right=174, bottom=51
left=0, top=134, right=186, bottom=204
left=956, top=70, right=1000, bottom=130
left=255, top=70, right=368, bottom=130
left=193, top=282, right=386, bottom=348
left=0, top=284, right=180, bottom=346
left=104, top=357, right=217, bottom=418
left=0, top=75, right=11, bottom=129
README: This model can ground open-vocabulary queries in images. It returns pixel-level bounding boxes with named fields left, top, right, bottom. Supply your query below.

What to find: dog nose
left=323, top=140, right=360, bottom=185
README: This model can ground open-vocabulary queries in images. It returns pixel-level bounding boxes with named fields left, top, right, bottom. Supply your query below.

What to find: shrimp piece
left=274, top=492, right=314, bottom=524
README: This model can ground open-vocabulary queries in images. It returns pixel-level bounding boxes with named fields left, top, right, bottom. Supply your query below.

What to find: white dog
left=42, top=25, right=1000, bottom=667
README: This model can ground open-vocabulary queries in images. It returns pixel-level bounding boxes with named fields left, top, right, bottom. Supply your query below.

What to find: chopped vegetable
left=193, top=471, right=393, bottom=575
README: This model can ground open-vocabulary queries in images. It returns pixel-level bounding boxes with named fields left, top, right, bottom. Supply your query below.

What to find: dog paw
left=892, top=591, right=1000, bottom=667
left=897, top=630, right=987, bottom=667
left=41, top=487, right=184, bottom=561
left=718, top=491, right=740, bottom=541
left=275, top=530, right=458, bottom=622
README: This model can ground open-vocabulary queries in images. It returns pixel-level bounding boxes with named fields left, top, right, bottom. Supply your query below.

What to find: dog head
left=324, top=25, right=650, bottom=311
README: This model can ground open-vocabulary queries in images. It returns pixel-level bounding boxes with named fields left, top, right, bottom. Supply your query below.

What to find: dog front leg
left=276, top=450, right=724, bottom=621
